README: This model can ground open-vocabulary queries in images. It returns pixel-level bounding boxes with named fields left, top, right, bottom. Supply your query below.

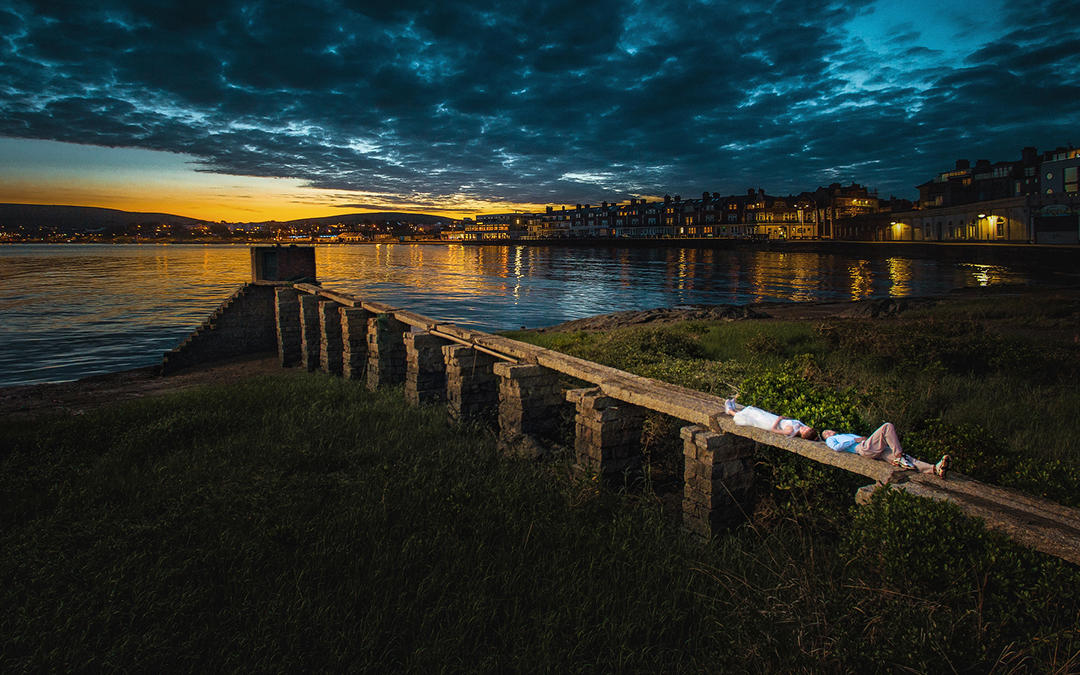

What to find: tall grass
left=2, top=372, right=1079, bottom=671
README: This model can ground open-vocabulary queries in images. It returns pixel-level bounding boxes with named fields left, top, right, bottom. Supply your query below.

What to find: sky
left=1, top=0, right=1078, bottom=221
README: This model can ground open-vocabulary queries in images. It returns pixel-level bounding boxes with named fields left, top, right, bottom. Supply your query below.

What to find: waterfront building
left=464, top=213, right=540, bottom=241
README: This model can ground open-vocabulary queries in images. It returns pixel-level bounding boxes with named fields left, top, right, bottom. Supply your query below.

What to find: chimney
left=674, top=194, right=681, bottom=202
left=975, top=159, right=991, bottom=171
left=1022, top=146, right=1037, bottom=163
left=546, top=205, right=553, bottom=214
left=602, top=201, right=608, bottom=209
left=956, top=159, right=970, bottom=171
left=576, top=203, right=582, bottom=210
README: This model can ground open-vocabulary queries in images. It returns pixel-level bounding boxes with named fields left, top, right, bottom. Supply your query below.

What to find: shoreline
left=4, top=283, right=1069, bottom=417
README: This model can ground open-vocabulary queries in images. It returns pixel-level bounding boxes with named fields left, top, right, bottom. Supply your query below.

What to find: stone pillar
left=566, top=387, right=646, bottom=480
left=366, top=313, right=408, bottom=390
left=298, top=293, right=321, bottom=372
left=340, top=306, right=370, bottom=381
left=681, top=425, right=755, bottom=538
left=443, top=345, right=498, bottom=424
left=494, top=363, right=563, bottom=456
left=405, top=331, right=448, bottom=405
left=274, top=286, right=301, bottom=367
left=318, top=299, right=343, bottom=375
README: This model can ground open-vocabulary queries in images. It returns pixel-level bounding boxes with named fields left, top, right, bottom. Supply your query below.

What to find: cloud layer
left=2, top=0, right=1078, bottom=208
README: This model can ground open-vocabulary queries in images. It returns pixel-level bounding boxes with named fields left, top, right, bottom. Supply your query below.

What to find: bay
left=0, top=242, right=1065, bottom=387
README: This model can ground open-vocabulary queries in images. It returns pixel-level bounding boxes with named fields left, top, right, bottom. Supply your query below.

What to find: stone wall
left=161, top=283, right=278, bottom=374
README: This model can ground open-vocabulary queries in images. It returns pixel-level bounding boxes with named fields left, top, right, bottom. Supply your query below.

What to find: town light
left=978, top=213, right=986, bottom=219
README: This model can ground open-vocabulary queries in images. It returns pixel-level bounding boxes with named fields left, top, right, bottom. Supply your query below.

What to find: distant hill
left=250, top=212, right=457, bottom=227
left=0, top=204, right=202, bottom=230
left=0, top=204, right=458, bottom=231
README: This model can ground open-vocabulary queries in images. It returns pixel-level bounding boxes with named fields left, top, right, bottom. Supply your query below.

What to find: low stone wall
left=161, top=283, right=278, bottom=374
left=164, top=272, right=1080, bottom=563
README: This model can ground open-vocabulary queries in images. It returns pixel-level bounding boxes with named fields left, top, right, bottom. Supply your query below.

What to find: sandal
left=934, top=454, right=950, bottom=479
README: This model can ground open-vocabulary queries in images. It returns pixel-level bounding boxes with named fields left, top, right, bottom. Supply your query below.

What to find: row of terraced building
left=460, top=145, right=1080, bottom=244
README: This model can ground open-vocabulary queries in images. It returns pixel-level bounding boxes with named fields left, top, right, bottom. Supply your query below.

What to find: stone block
left=681, top=425, right=755, bottom=538
left=298, top=293, right=321, bottom=372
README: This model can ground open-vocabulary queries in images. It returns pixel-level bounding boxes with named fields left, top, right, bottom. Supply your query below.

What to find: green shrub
left=845, top=489, right=1080, bottom=661
left=905, top=420, right=1080, bottom=508
left=737, top=366, right=865, bottom=433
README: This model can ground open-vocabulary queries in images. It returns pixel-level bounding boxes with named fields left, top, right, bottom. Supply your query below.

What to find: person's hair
left=799, top=426, right=818, bottom=441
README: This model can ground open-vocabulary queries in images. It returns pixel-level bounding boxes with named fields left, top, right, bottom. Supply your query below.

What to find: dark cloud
left=2, top=0, right=1078, bottom=207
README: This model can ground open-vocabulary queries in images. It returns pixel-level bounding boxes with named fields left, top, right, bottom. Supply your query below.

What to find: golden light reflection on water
left=849, top=260, right=874, bottom=300
left=0, top=242, right=1060, bottom=386
left=887, top=257, right=913, bottom=297
left=788, top=253, right=821, bottom=303
left=960, top=263, right=1014, bottom=287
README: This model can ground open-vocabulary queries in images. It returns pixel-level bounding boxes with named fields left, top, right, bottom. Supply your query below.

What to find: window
left=1065, top=166, right=1078, bottom=193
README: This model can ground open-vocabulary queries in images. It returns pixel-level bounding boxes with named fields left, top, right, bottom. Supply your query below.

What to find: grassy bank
left=506, top=288, right=1080, bottom=507
left=2, top=369, right=1079, bottom=671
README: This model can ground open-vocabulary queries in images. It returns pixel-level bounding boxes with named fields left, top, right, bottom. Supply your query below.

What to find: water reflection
left=848, top=260, right=873, bottom=301
left=0, top=243, right=1067, bottom=386
left=888, top=257, right=913, bottom=297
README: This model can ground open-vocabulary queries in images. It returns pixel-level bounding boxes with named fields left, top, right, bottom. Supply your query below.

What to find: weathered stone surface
left=405, top=331, right=448, bottom=405
left=298, top=293, right=321, bottom=372
left=340, top=307, right=370, bottom=380
left=318, top=299, right=343, bottom=375
left=568, top=387, right=645, bottom=479
left=162, top=283, right=279, bottom=374
left=495, top=363, right=563, bottom=441
left=366, top=313, right=407, bottom=390
left=681, top=424, right=755, bottom=538
left=274, top=286, right=301, bottom=367
left=443, top=345, right=497, bottom=424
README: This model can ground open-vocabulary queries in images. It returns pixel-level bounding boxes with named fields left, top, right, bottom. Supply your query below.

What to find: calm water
left=0, top=243, right=1066, bottom=387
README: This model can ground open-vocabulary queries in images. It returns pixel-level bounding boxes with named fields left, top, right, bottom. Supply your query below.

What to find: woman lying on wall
left=722, top=398, right=819, bottom=440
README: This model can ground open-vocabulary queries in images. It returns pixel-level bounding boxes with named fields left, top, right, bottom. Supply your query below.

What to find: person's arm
left=771, top=417, right=799, bottom=437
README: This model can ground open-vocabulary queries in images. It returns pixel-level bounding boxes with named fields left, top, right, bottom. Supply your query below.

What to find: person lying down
left=722, top=398, right=949, bottom=478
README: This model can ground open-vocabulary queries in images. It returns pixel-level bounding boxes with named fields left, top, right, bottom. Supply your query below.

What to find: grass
left=503, top=288, right=1080, bottom=505
left=2, top=370, right=1079, bottom=671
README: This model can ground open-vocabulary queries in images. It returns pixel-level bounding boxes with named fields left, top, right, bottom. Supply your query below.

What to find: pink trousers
left=856, top=423, right=935, bottom=473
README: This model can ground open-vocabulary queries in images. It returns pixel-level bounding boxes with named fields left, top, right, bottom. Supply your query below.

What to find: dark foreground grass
left=2, top=373, right=1079, bottom=672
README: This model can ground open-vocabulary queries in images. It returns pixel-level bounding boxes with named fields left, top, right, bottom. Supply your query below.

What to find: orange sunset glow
left=0, top=138, right=549, bottom=221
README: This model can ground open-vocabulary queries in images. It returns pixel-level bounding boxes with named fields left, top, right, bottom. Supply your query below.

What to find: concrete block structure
left=681, top=425, right=755, bottom=538
left=299, top=293, right=321, bottom=372
left=494, top=363, right=563, bottom=448
left=443, top=345, right=498, bottom=424
left=161, top=283, right=278, bottom=374
left=340, top=306, right=370, bottom=380
left=404, top=331, right=449, bottom=405
left=566, top=387, right=646, bottom=480
left=250, top=245, right=316, bottom=282
left=273, top=286, right=301, bottom=367
left=317, top=299, right=343, bottom=375
left=366, top=313, right=408, bottom=390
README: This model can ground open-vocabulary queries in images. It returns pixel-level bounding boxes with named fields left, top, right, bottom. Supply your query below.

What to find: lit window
left=1065, top=167, right=1078, bottom=193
